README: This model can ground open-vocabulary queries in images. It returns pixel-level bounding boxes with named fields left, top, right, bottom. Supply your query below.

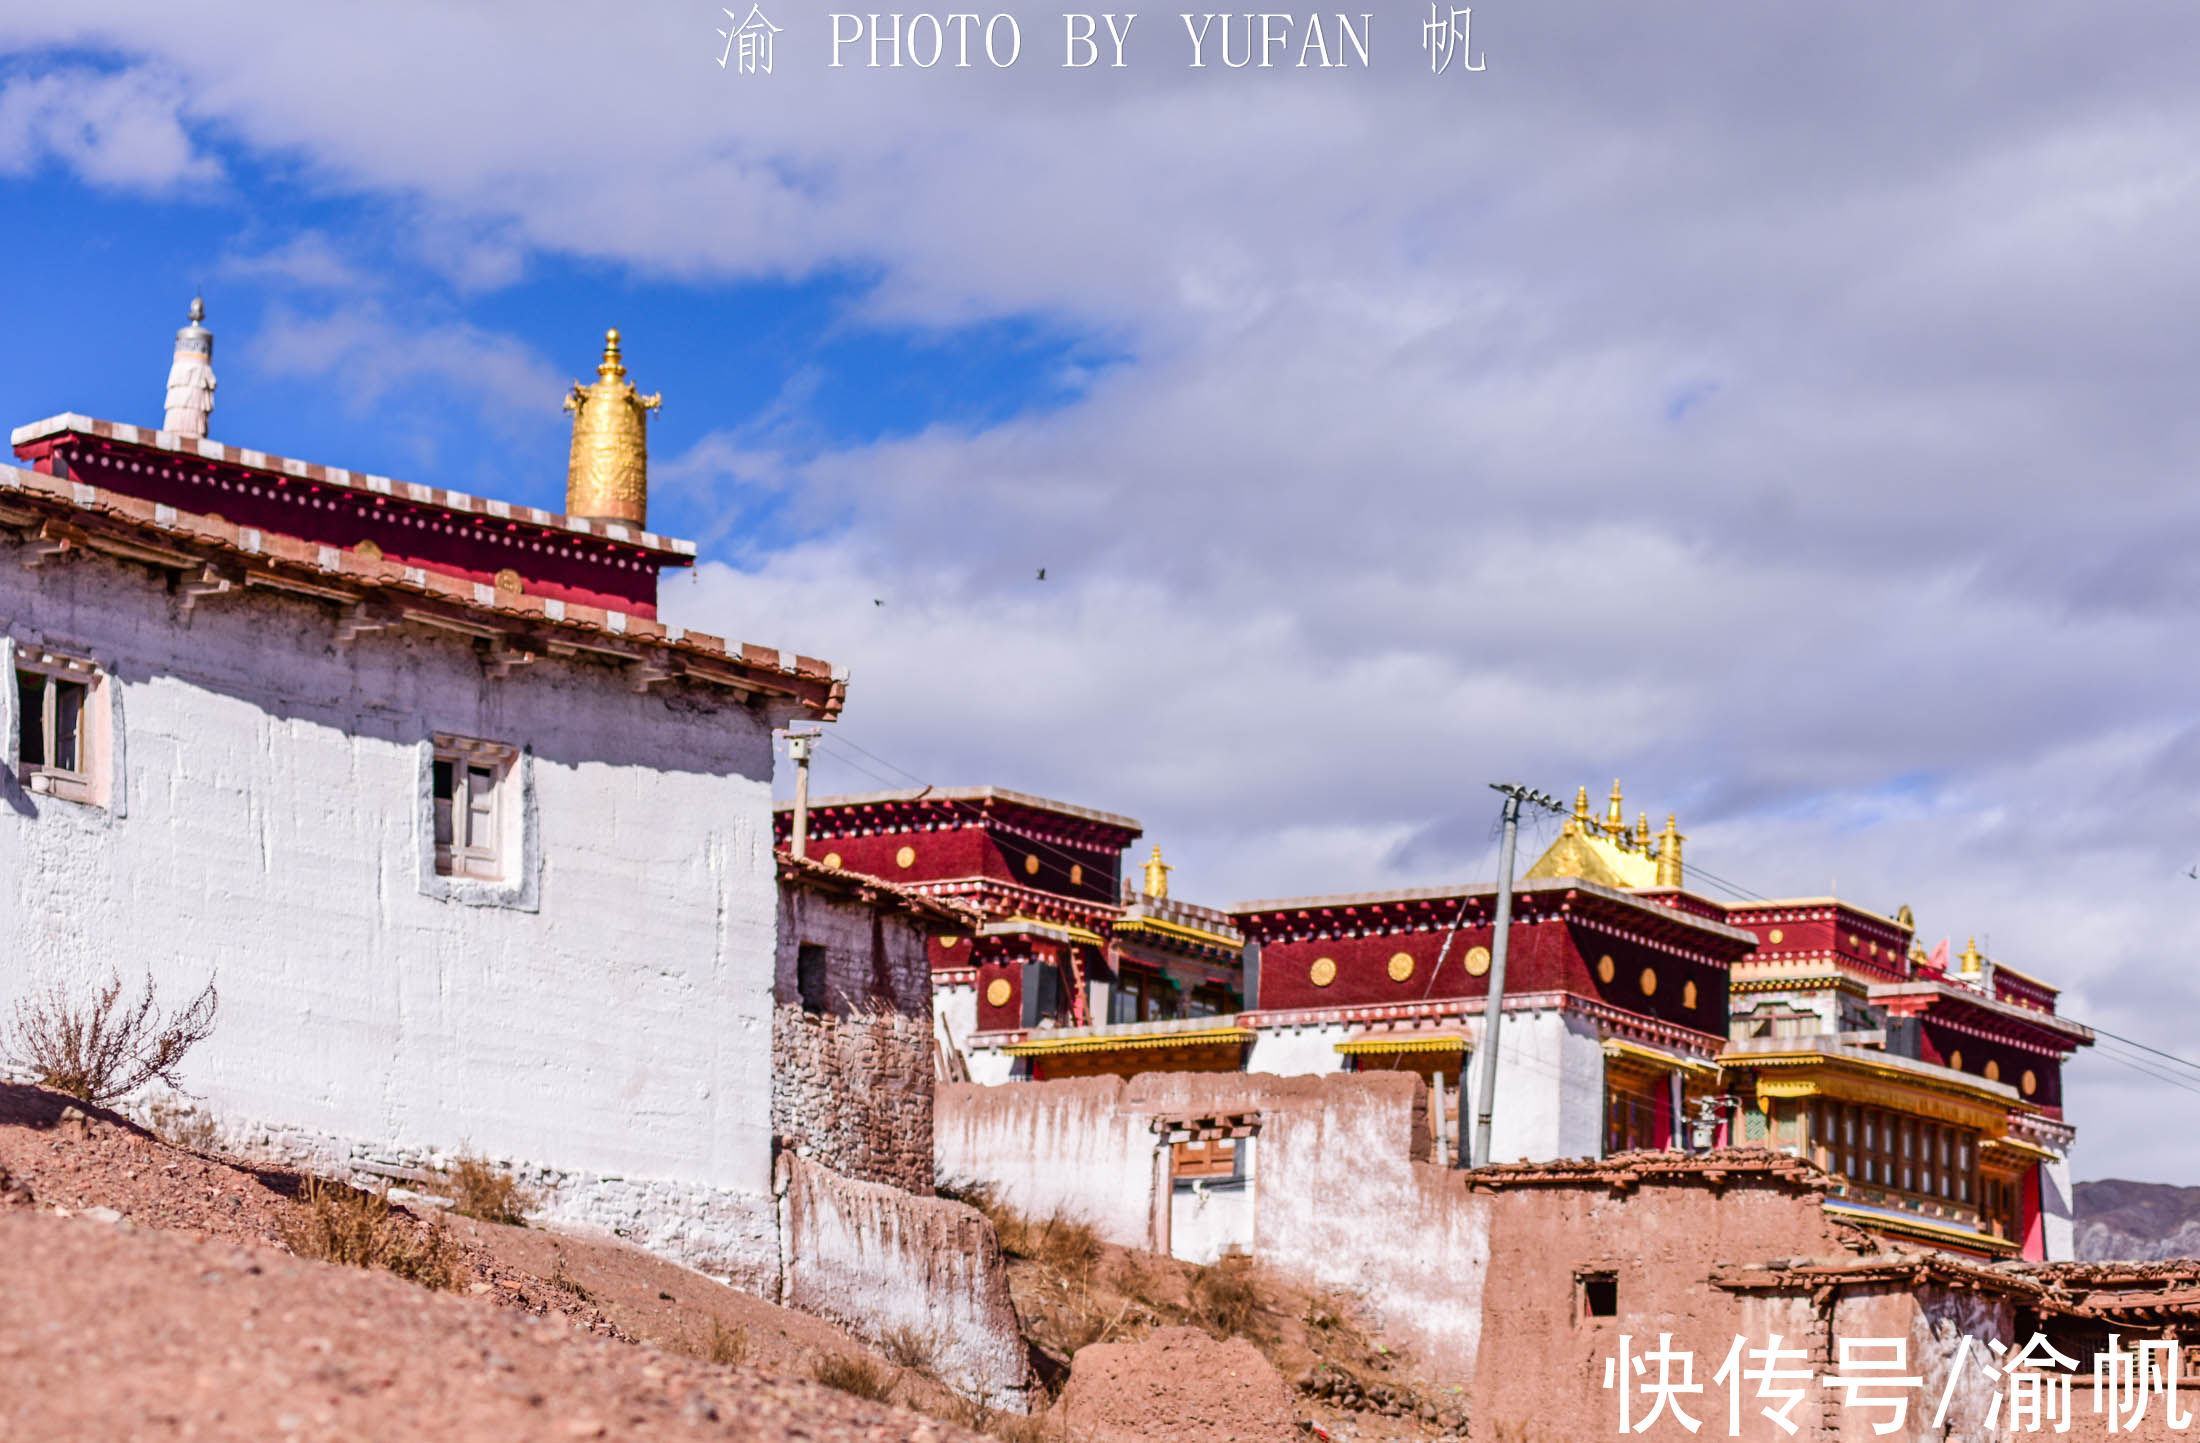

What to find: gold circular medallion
left=1682, top=979, right=1698, bottom=1010
left=1388, top=952, right=1414, bottom=983
left=1639, top=967, right=1658, bottom=998
left=354, top=538, right=384, bottom=562
left=494, top=567, right=524, bottom=594
left=1070, top=863, right=1084, bottom=885
left=2021, top=1068, right=2037, bottom=1096
left=1596, top=954, right=1615, bottom=984
left=1464, top=946, right=1491, bottom=978
left=1310, top=957, right=1338, bottom=988
left=939, top=936, right=958, bottom=949
left=1984, top=1059, right=2001, bottom=1083
left=895, top=845, right=916, bottom=869
left=985, top=978, right=1012, bottom=1007
left=1024, top=854, right=1040, bottom=877
left=1949, top=1049, right=1964, bottom=1073
left=822, top=852, right=842, bottom=869
left=1767, top=928, right=1784, bottom=945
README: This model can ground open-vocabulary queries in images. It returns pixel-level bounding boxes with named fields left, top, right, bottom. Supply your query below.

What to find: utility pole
left=1473, top=782, right=1564, bottom=1169
left=783, top=729, right=821, bottom=858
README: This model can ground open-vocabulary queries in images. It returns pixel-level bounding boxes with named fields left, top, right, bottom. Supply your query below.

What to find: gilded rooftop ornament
left=1142, top=844, right=1172, bottom=899
left=1524, top=780, right=1682, bottom=890
left=565, top=328, right=660, bottom=526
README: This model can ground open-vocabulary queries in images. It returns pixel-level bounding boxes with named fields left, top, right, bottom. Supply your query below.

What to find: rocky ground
left=0, top=1081, right=1465, bottom=1442
left=0, top=1082, right=978, bottom=1442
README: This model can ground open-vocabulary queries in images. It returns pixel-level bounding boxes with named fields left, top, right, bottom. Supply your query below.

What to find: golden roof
left=1521, top=781, right=1681, bottom=889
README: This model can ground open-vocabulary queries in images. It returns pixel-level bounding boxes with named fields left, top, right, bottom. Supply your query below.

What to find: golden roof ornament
left=1605, top=780, right=1625, bottom=836
left=564, top=328, right=660, bottom=525
left=1655, top=814, right=1684, bottom=888
left=1142, top=845, right=1172, bottom=899
left=1958, top=938, right=1984, bottom=977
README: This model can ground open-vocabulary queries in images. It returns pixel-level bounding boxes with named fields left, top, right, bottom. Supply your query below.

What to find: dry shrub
left=280, top=1177, right=462, bottom=1291
left=547, top=1248, right=595, bottom=1304
left=812, top=1353, right=895, bottom=1402
left=440, top=1152, right=538, bottom=1226
left=701, top=1316, right=749, bottom=1366
left=4, top=971, right=217, bottom=1105
left=879, top=1323, right=944, bottom=1374
left=1191, top=1253, right=1260, bottom=1340
left=940, top=1178, right=1098, bottom=1279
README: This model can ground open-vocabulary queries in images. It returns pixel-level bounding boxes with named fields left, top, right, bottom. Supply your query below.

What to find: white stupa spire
left=164, top=296, right=216, bottom=438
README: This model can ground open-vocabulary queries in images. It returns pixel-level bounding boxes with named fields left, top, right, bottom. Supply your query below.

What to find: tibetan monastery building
left=908, top=776, right=2095, bottom=1262
left=769, top=788, right=1252, bottom=1079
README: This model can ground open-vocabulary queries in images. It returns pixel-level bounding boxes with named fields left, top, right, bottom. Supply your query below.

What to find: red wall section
left=1916, top=1022, right=2063, bottom=1109
left=1254, top=918, right=1728, bottom=1034
left=51, top=443, right=667, bottom=616
left=792, top=818, right=1122, bottom=910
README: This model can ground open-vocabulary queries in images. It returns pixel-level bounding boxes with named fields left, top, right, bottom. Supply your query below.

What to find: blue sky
left=7, top=3, right=2200, bottom=1183
left=2, top=136, right=1110, bottom=557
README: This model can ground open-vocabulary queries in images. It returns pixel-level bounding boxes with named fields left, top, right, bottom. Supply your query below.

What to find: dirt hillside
left=0, top=1082, right=977, bottom=1441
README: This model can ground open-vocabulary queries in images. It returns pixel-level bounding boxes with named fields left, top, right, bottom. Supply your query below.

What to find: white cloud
left=0, top=65, right=215, bottom=190
left=253, top=302, right=564, bottom=422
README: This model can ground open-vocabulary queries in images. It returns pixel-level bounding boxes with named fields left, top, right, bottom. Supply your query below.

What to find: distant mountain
left=2077, top=1179, right=2200, bottom=1261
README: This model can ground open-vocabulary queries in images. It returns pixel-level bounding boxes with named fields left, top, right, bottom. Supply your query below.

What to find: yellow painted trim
left=999, top=1026, right=1253, bottom=1058
left=996, top=914, right=1107, bottom=947
left=1602, top=1039, right=1719, bottom=1079
left=1823, top=1201, right=2020, bottom=1255
left=1335, top=1033, right=1468, bottom=1056
left=1113, top=915, right=1242, bottom=952
left=1752, top=1071, right=2008, bottom=1135
left=1984, top=1135, right=2059, bottom=1164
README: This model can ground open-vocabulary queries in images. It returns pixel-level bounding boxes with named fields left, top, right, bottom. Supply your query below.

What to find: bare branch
left=2, top=971, right=220, bottom=1105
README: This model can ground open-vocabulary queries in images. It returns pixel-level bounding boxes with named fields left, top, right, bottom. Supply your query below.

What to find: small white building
left=0, top=324, right=848, bottom=1287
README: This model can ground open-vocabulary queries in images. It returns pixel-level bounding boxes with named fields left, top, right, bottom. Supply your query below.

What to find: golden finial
left=1569, top=786, right=1590, bottom=834
left=1605, top=780, right=1625, bottom=836
left=1142, top=844, right=1171, bottom=899
left=1634, top=813, right=1650, bottom=850
left=564, top=327, right=661, bottom=526
left=1959, top=938, right=1984, bottom=976
left=1654, top=814, right=1684, bottom=888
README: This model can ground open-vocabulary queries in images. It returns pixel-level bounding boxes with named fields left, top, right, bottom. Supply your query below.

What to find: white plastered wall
left=1472, top=1007, right=1607, bottom=1164
left=2040, top=1153, right=2076, bottom=1262
left=1248, top=1006, right=1604, bottom=1163
left=0, top=536, right=792, bottom=1284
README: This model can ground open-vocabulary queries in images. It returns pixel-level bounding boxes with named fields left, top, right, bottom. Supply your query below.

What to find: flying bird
left=873, top=599, right=884, bottom=607
left=1036, top=567, right=1047, bottom=580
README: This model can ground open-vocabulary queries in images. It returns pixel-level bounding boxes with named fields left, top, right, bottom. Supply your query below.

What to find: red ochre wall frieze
left=1251, top=918, right=1728, bottom=1034
left=783, top=827, right=1122, bottom=910
left=34, top=437, right=669, bottom=616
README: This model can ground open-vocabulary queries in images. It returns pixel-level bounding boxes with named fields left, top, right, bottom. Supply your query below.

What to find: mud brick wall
left=777, top=1154, right=1033, bottom=1410
left=771, top=879, right=936, bottom=1193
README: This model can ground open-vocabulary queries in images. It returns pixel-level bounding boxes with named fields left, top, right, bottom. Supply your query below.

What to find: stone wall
left=771, top=875, right=937, bottom=1194
left=777, top=1154, right=1033, bottom=1409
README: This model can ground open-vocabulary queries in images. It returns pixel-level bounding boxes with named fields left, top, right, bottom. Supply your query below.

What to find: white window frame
left=432, top=736, right=515, bottom=880
left=13, top=647, right=107, bottom=807
left=418, top=734, right=538, bottom=911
